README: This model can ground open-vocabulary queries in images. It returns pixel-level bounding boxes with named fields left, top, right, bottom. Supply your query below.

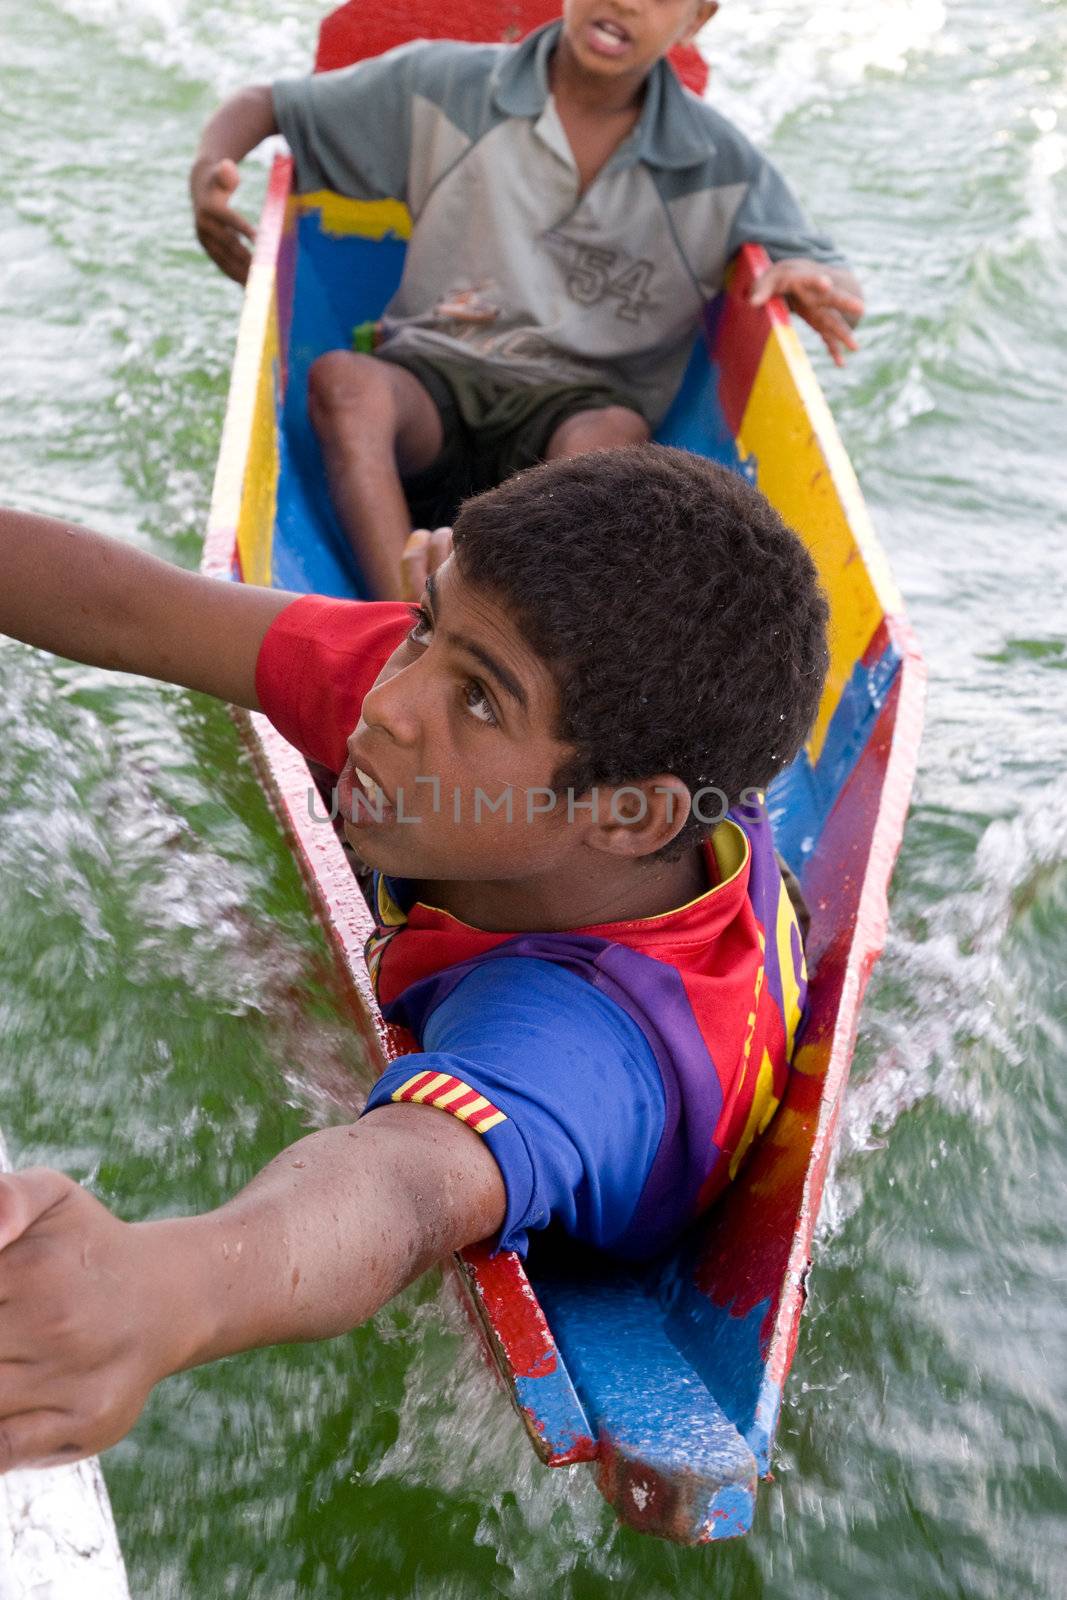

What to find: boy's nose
left=359, top=660, right=423, bottom=748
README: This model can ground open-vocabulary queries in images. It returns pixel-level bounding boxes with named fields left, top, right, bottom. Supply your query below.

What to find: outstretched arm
left=190, top=85, right=278, bottom=284
left=0, top=1105, right=505, bottom=1470
left=0, top=507, right=296, bottom=708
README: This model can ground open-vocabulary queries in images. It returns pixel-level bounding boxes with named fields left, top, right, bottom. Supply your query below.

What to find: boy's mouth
left=355, top=765, right=389, bottom=809
left=586, top=17, right=634, bottom=56
left=337, top=756, right=395, bottom=825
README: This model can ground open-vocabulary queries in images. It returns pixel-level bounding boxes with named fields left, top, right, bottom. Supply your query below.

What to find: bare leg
left=307, top=352, right=444, bottom=600
left=544, top=405, right=650, bottom=460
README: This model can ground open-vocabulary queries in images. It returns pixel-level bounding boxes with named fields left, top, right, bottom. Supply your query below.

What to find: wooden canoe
left=202, top=0, right=925, bottom=1545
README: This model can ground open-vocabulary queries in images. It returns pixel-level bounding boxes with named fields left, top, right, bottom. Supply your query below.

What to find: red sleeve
left=254, top=595, right=412, bottom=772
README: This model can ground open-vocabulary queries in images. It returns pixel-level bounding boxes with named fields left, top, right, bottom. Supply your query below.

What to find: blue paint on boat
left=533, top=1268, right=758, bottom=1534
left=512, top=1365, right=595, bottom=1460
left=704, top=1482, right=756, bottom=1541
left=273, top=215, right=407, bottom=598
left=659, top=1269, right=776, bottom=1469
left=750, top=1372, right=784, bottom=1474
left=769, top=636, right=902, bottom=875
left=654, top=335, right=741, bottom=470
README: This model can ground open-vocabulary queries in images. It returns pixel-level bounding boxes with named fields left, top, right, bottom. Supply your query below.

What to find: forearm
left=0, top=1102, right=503, bottom=1468
left=0, top=507, right=293, bottom=706
left=191, top=86, right=278, bottom=181
left=149, top=1108, right=506, bottom=1372
left=0, top=508, right=191, bottom=668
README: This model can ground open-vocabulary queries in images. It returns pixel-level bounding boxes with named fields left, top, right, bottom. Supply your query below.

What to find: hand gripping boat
left=202, top=0, right=925, bottom=1545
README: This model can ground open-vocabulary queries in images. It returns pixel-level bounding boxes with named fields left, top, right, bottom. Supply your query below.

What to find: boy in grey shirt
left=191, top=0, right=864, bottom=597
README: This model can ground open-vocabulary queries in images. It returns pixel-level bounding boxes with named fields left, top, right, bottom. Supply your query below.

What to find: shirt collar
left=489, top=19, right=558, bottom=116
left=373, top=820, right=749, bottom=944
left=490, top=20, right=714, bottom=170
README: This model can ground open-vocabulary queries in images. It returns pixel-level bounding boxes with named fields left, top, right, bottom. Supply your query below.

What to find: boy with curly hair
left=0, top=446, right=825, bottom=1468
left=191, top=0, right=863, bottom=596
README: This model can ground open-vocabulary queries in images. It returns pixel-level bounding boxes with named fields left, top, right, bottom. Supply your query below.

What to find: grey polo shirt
left=273, top=22, right=845, bottom=426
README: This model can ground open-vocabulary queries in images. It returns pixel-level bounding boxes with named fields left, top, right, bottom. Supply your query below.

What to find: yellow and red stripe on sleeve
left=389, top=1069, right=508, bottom=1134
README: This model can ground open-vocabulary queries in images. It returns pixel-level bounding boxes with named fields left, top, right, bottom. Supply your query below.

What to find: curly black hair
left=452, top=445, right=829, bottom=856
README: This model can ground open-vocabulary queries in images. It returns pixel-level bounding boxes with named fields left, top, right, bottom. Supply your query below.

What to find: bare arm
left=190, top=85, right=278, bottom=284
left=0, top=507, right=296, bottom=708
left=0, top=1106, right=505, bottom=1469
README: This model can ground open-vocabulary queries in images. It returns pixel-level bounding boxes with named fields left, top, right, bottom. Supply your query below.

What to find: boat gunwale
left=761, top=622, right=926, bottom=1400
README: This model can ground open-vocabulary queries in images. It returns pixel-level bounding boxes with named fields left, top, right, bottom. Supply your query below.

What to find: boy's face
left=338, top=559, right=585, bottom=885
left=560, top=0, right=717, bottom=82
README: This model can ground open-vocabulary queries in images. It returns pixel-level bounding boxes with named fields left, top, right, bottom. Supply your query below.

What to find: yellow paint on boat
left=235, top=295, right=280, bottom=588
left=788, top=1037, right=827, bottom=1078
left=736, top=321, right=904, bottom=763
left=207, top=251, right=279, bottom=587
left=292, top=191, right=413, bottom=240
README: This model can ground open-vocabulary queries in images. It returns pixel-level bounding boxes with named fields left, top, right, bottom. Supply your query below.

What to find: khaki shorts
left=375, top=344, right=642, bottom=528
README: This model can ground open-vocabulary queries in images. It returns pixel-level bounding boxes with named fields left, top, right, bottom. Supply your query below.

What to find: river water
left=0, top=1, right=1064, bottom=1595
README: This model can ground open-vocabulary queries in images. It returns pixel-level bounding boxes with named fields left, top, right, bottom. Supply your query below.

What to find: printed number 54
left=567, top=247, right=654, bottom=323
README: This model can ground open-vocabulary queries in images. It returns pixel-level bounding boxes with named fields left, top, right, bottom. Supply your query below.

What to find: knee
left=548, top=405, right=651, bottom=458
left=594, top=406, right=651, bottom=446
left=307, top=352, right=395, bottom=439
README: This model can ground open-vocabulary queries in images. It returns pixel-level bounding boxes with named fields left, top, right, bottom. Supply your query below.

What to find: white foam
left=51, top=0, right=319, bottom=95
left=821, top=780, right=1067, bottom=1235
left=366, top=1281, right=611, bottom=1555
left=1021, top=121, right=1067, bottom=242
left=699, top=0, right=948, bottom=141
left=55, top=0, right=952, bottom=128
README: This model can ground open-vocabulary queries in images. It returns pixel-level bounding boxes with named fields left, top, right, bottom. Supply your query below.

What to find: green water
left=1, top=0, right=1065, bottom=1593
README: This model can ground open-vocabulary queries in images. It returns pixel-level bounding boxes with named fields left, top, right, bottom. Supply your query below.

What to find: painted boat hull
left=203, top=0, right=925, bottom=1544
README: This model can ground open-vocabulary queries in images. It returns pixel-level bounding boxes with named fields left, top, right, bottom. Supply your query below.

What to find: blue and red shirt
left=256, top=595, right=807, bottom=1259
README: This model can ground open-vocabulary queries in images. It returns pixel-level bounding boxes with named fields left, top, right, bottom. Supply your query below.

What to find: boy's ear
left=682, top=1, right=719, bottom=46
left=585, top=775, right=693, bottom=861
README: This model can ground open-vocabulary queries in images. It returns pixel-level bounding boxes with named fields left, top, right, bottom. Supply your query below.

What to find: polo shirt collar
left=373, top=821, right=749, bottom=944
left=490, top=21, right=713, bottom=170
left=490, top=19, right=558, bottom=116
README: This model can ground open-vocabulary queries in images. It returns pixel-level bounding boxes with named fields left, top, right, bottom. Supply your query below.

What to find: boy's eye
left=463, top=680, right=498, bottom=727
left=407, top=604, right=497, bottom=726
left=407, top=604, right=432, bottom=645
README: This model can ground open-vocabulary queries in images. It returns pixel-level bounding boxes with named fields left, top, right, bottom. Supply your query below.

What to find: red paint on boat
left=316, top=0, right=709, bottom=94
left=713, top=245, right=781, bottom=437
